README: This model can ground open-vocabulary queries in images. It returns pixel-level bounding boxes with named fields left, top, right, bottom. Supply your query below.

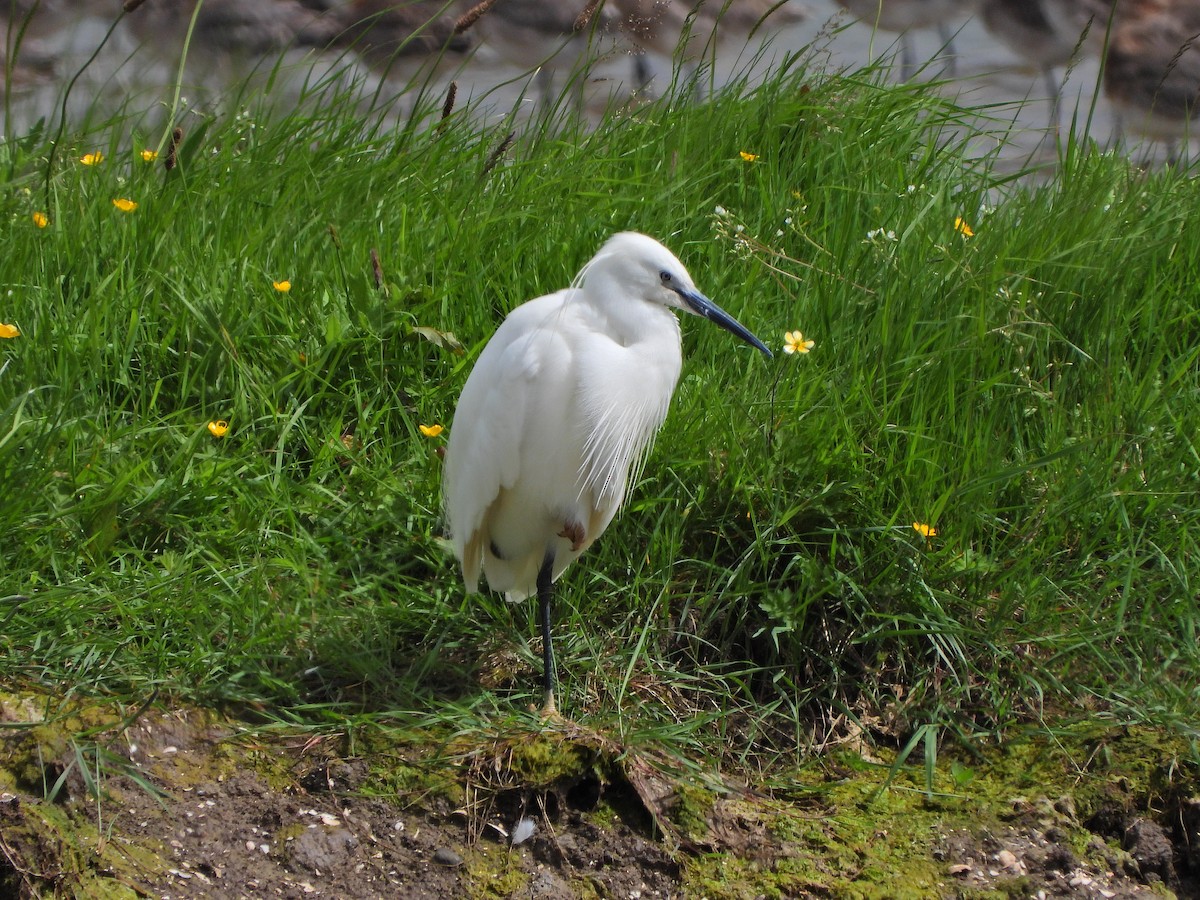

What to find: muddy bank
left=0, top=692, right=1197, bottom=898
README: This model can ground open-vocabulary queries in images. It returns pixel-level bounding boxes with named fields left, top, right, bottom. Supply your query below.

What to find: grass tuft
left=1, top=50, right=1198, bottom=764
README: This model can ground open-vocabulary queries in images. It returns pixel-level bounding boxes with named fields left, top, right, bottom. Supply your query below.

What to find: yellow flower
left=81, top=152, right=104, bottom=165
left=140, top=149, right=159, bottom=162
left=419, top=424, right=444, bottom=438
left=739, top=151, right=758, bottom=162
left=112, top=198, right=138, bottom=212
left=783, top=330, right=814, bottom=354
left=0, top=323, right=20, bottom=339
left=954, top=217, right=974, bottom=237
left=272, top=280, right=291, bottom=293
left=913, top=521, right=937, bottom=538
left=207, top=420, right=230, bottom=438
left=32, top=211, right=48, bottom=228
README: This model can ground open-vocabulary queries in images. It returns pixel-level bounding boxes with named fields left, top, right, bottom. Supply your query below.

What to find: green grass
left=2, top=46, right=1198, bottom=766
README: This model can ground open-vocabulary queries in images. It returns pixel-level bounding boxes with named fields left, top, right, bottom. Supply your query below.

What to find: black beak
left=677, top=287, right=773, bottom=358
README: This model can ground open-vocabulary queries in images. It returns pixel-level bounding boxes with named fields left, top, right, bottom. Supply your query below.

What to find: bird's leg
left=1043, top=67, right=1062, bottom=136
left=633, top=52, right=653, bottom=94
left=534, top=64, right=553, bottom=103
left=900, top=34, right=915, bottom=82
left=936, top=22, right=956, bottom=79
left=537, top=552, right=558, bottom=718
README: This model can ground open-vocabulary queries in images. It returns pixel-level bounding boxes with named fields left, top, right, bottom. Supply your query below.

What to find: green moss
left=691, top=721, right=1186, bottom=900
left=672, top=783, right=716, bottom=842
left=0, top=789, right=170, bottom=898
left=910, top=722, right=1200, bottom=842
left=683, top=854, right=813, bottom=900
left=0, top=694, right=123, bottom=796
left=1068, top=726, right=1199, bottom=819
left=361, top=744, right=466, bottom=809
left=504, top=734, right=594, bottom=787
left=1, top=686, right=1197, bottom=899
left=275, top=821, right=310, bottom=845
left=353, top=724, right=467, bottom=809
left=463, top=845, right=529, bottom=899
left=586, top=801, right=620, bottom=829
left=366, top=760, right=466, bottom=810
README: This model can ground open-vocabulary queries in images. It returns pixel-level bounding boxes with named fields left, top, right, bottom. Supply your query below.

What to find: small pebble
left=433, top=847, right=463, bottom=867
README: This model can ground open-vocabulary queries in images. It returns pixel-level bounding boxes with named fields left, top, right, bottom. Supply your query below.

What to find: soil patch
left=1, top=695, right=1198, bottom=898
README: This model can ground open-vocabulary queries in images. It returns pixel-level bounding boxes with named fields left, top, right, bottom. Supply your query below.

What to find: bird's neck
left=579, top=283, right=679, bottom=350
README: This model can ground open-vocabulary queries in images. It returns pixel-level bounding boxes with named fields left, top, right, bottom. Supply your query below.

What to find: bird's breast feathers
left=573, top=327, right=682, bottom=505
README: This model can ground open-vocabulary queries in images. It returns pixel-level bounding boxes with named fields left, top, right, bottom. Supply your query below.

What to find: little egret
left=443, top=232, right=771, bottom=715
left=835, top=0, right=970, bottom=80
left=1103, top=0, right=1200, bottom=164
left=981, top=0, right=1081, bottom=132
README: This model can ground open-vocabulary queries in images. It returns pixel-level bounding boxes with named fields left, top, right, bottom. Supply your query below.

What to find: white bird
left=1103, top=0, right=1200, bottom=163
left=613, top=0, right=808, bottom=97
left=443, top=232, right=771, bottom=715
left=128, top=0, right=341, bottom=55
left=981, top=0, right=1083, bottom=131
left=1042, top=0, right=1122, bottom=58
left=835, top=0, right=973, bottom=80
left=468, top=0, right=621, bottom=112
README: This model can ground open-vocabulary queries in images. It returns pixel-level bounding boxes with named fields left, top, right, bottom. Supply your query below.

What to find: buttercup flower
left=272, top=280, right=291, bottom=293
left=207, top=420, right=230, bottom=437
left=112, top=198, right=138, bottom=212
left=954, top=217, right=974, bottom=237
left=140, top=149, right=159, bottom=162
left=0, top=323, right=20, bottom=339
left=419, top=424, right=444, bottom=438
left=32, top=211, right=48, bottom=228
left=913, top=522, right=937, bottom=538
left=81, top=152, right=104, bottom=165
left=783, top=330, right=814, bottom=354
left=739, top=151, right=758, bottom=162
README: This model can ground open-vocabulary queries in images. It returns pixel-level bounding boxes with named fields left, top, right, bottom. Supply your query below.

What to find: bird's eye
left=659, top=271, right=673, bottom=284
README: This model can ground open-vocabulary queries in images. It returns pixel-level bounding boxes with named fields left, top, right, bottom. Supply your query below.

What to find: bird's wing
left=444, top=292, right=571, bottom=590
left=1108, top=14, right=1200, bottom=111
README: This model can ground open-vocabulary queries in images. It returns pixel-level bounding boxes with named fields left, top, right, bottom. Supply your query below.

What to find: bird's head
left=581, top=232, right=773, bottom=357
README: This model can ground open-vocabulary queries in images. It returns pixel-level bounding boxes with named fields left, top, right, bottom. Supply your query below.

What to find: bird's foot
left=557, top=520, right=585, bottom=552
left=538, top=690, right=565, bottom=723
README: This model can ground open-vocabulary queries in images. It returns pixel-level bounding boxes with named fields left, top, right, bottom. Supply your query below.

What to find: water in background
left=1, top=1, right=1133, bottom=169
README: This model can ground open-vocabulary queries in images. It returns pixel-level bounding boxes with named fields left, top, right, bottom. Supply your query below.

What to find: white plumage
left=443, top=231, right=770, bottom=713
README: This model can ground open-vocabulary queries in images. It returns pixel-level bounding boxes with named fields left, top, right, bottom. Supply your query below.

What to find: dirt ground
left=1, top=697, right=1198, bottom=899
